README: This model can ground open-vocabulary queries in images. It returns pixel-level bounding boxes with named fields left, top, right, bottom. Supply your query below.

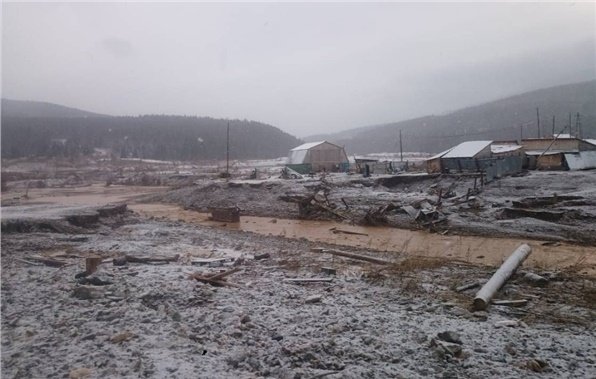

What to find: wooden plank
left=455, top=281, right=481, bottom=292
left=313, top=248, right=393, bottom=265
left=283, top=278, right=334, bottom=283
left=491, top=299, right=529, bottom=307
left=125, top=254, right=179, bottom=264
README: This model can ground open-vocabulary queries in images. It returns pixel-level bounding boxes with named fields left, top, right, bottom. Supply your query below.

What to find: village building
left=521, top=137, right=596, bottom=170
left=287, top=141, right=349, bottom=173
left=425, top=140, right=523, bottom=180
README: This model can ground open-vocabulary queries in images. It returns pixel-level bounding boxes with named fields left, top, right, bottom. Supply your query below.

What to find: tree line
left=1, top=115, right=302, bottom=161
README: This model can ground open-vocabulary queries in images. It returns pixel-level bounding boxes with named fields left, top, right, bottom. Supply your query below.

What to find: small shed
left=440, top=141, right=492, bottom=173
left=287, top=141, right=349, bottom=173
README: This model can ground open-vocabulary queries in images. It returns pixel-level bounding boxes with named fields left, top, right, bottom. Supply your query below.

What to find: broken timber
left=189, top=267, right=241, bottom=288
left=312, top=247, right=392, bottom=265
left=125, top=254, right=179, bottom=264
left=283, top=278, right=334, bottom=284
left=491, top=299, right=529, bottom=307
left=473, top=243, right=532, bottom=311
left=209, top=207, right=240, bottom=223
left=455, top=281, right=481, bottom=292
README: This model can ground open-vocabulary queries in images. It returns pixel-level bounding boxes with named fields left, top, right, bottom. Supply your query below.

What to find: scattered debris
left=109, top=331, right=135, bottom=344
left=210, top=207, right=241, bottom=223
left=437, top=331, right=462, bottom=345
left=494, top=320, right=527, bottom=328
left=254, top=252, right=271, bottom=260
left=189, top=267, right=242, bottom=287
left=329, top=227, right=368, bottom=236
left=305, top=295, right=322, bottom=304
left=321, top=267, right=337, bottom=275
left=526, top=358, right=549, bottom=373
left=523, top=272, right=549, bottom=287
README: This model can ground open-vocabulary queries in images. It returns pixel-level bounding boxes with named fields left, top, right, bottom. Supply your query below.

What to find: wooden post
left=85, top=257, right=103, bottom=275
left=536, top=108, right=541, bottom=138
left=473, top=244, right=532, bottom=310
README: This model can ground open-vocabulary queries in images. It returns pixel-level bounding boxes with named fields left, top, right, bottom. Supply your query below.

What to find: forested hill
left=1, top=104, right=302, bottom=160
left=306, top=80, right=596, bottom=154
left=2, top=99, right=108, bottom=118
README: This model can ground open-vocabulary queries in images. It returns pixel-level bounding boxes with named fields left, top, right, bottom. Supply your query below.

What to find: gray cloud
left=2, top=3, right=594, bottom=137
left=101, top=37, right=133, bottom=58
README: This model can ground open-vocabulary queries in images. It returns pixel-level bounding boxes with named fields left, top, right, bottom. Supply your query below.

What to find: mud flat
left=1, top=169, right=596, bottom=378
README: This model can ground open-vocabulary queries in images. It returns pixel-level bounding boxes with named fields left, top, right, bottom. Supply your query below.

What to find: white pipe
left=473, top=244, right=532, bottom=310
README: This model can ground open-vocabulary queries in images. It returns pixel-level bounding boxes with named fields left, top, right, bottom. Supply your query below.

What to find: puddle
left=131, top=203, right=596, bottom=275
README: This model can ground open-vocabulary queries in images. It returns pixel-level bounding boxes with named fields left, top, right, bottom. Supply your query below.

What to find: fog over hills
left=306, top=80, right=596, bottom=154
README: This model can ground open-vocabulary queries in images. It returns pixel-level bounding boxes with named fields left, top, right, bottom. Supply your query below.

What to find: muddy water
left=131, top=203, right=596, bottom=275
left=1, top=184, right=167, bottom=207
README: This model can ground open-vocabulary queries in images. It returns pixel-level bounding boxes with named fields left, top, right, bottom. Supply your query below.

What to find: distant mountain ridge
left=1, top=101, right=302, bottom=161
left=1, top=99, right=109, bottom=118
left=306, top=80, right=596, bottom=154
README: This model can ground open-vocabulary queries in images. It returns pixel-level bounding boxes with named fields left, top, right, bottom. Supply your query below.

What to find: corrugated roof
left=442, top=141, right=492, bottom=158
left=491, top=144, right=522, bottom=154
left=426, top=148, right=453, bottom=161
left=565, top=151, right=596, bottom=170
left=290, top=141, right=326, bottom=151
left=525, top=150, right=573, bottom=156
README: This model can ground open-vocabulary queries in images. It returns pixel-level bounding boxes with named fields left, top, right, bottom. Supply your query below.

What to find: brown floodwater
left=4, top=184, right=594, bottom=275
left=131, top=203, right=596, bottom=275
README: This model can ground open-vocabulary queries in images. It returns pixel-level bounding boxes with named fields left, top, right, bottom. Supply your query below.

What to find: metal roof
left=426, top=148, right=453, bottom=161
left=290, top=141, right=326, bottom=151
left=565, top=151, right=596, bottom=170
left=442, top=141, right=492, bottom=159
left=491, top=144, right=522, bottom=154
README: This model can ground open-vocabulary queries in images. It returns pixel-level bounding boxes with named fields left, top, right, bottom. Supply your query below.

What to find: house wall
left=536, top=154, right=565, bottom=170
left=426, top=158, right=442, bottom=173
left=522, top=139, right=579, bottom=152
left=307, top=142, right=348, bottom=171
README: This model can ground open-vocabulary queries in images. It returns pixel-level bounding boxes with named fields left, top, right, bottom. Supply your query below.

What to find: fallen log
left=188, top=267, right=242, bottom=287
left=125, top=254, right=179, bottom=264
left=329, top=227, right=368, bottom=236
left=491, top=299, right=529, bottom=307
left=455, top=281, right=481, bottom=292
left=312, top=247, right=392, bottom=265
left=473, top=244, right=532, bottom=311
left=205, top=267, right=241, bottom=281
left=28, top=256, right=70, bottom=268
left=283, top=278, right=334, bottom=284
left=189, top=273, right=238, bottom=287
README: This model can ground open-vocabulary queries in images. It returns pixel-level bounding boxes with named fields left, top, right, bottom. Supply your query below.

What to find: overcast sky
left=2, top=2, right=595, bottom=137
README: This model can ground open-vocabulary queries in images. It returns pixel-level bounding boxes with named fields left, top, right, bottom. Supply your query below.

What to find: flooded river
left=131, top=203, right=596, bottom=275
left=3, top=184, right=594, bottom=275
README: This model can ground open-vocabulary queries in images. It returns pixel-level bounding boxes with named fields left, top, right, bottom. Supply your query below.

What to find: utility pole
left=226, top=121, right=230, bottom=176
left=569, top=113, right=573, bottom=137
left=520, top=124, right=523, bottom=142
left=536, top=108, right=541, bottom=138
left=575, top=113, right=582, bottom=139
left=399, top=129, right=403, bottom=162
